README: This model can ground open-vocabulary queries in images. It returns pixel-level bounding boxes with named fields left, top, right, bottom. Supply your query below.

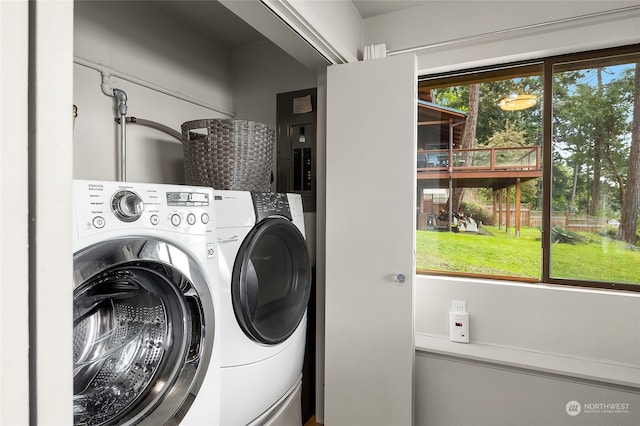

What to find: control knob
left=111, top=190, right=144, bottom=222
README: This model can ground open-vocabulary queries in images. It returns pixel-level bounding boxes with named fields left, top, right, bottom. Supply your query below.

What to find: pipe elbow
left=112, top=88, right=128, bottom=115
left=112, top=88, right=127, bottom=102
left=100, top=72, right=113, bottom=97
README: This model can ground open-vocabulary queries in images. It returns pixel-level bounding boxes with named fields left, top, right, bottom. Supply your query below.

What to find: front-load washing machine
left=214, top=191, right=311, bottom=426
left=72, top=180, right=220, bottom=426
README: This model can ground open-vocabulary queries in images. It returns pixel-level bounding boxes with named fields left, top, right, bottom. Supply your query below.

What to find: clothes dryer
left=72, top=180, right=220, bottom=426
left=214, top=191, right=311, bottom=426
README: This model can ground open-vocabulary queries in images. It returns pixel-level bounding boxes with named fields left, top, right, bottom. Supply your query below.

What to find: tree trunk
left=589, top=68, right=604, bottom=216
left=589, top=144, right=602, bottom=215
left=617, top=64, right=640, bottom=245
left=450, top=83, right=480, bottom=210
left=603, top=144, right=625, bottom=206
left=570, top=163, right=579, bottom=211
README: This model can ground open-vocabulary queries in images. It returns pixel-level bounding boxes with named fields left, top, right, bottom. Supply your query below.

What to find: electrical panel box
left=276, top=88, right=317, bottom=212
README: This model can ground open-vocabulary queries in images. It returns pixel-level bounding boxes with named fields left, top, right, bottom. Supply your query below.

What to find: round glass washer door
left=73, top=238, right=214, bottom=426
left=232, top=218, right=311, bottom=345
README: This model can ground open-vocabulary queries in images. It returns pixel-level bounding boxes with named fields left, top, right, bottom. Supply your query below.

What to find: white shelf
left=416, top=333, right=640, bottom=389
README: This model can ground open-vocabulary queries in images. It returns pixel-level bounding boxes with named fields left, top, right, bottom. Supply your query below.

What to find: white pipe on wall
left=74, top=56, right=235, bottom=117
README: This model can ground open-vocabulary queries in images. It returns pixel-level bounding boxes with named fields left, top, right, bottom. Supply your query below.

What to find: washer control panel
left=73, top=180, right=214, bottom=238
left=252, top=192, right=292, bottom=222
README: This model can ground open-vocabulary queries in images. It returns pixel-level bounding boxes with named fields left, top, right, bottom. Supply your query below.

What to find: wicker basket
left=181, top=118, right=275, bottom=192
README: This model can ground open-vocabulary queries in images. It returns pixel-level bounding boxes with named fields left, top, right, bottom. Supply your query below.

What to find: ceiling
left=151, top=1, right=267, bottom=49
left=152, top=1, right=433, bottom=49
left=352, top=0, right=434, bottom=18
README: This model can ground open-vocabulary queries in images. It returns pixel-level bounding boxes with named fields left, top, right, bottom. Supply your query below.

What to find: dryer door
left=232, top=218, right=311, bottom=345
left=73, top=238, right=214, bottom=426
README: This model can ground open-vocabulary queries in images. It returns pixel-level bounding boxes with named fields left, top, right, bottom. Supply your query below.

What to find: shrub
left=551, top=226, right=588, bottom=244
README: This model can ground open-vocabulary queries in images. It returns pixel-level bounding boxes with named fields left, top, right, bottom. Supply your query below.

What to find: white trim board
left=416, top=333, right=640, bottom=390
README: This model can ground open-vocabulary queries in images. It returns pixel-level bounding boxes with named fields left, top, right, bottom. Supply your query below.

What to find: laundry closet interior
left=72, top=1, right=319, bottom=425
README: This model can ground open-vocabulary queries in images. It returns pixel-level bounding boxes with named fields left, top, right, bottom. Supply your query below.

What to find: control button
left=150, top=214, right=159, bottom=225
left=207, top=243, right=216, bottom=259
left=111, top=190, right=144, bottom=222
left=92, top=216, right=105, bottom=229
left=170, top=214, right=181, bottom=226
left=201, top=213, right=209, bottom=224
left=187, top=213, right=196, bottom=226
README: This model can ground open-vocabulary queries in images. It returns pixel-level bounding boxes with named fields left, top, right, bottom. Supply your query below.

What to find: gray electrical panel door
left=276, top=88, right=317, bottom=211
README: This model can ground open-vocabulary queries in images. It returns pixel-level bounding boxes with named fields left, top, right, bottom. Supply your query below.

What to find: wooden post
left=515, top=178, right=521, bottom=237
left=498, top=188, right=503, bottom=230
left=416, top=185, right=423, bottom=230
left=506, top=186, right=511, bottom=233
left=493, top=189, right=500, bottom=227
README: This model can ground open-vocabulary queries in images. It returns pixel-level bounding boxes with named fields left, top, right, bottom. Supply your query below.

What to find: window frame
left=417, top=43, right=640, bottom=293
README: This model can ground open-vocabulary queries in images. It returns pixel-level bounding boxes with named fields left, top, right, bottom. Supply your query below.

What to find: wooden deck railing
left=417, top=146, right=541, bottom=172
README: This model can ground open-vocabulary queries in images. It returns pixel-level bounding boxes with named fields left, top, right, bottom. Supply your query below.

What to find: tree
left=588, top=68, right=604, bottom=216
left=476, top=77, right=543, bottom=147
left=553, top=68, right=632, bottom=217
left=617, top=63, right=640, bottom=245
left=450, top=83, right=480, bottom=211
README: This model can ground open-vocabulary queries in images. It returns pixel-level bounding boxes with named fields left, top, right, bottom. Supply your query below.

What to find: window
left=417, top=45, right=640, bottom=291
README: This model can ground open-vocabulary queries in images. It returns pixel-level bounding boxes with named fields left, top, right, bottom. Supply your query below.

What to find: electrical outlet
left=449, top=311, right=470, bottom=343
left=452, top=300, right=467, bottom=313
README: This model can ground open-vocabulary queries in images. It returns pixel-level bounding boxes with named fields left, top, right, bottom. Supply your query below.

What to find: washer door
left=73, top=238, right=214, bottom=426
left=232, top=218, right=311, bottom=345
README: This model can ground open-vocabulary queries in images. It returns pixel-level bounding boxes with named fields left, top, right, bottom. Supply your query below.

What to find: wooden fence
left=529, top=211, right=608, bottom=232
left=419, top=200, right=609, bottom=233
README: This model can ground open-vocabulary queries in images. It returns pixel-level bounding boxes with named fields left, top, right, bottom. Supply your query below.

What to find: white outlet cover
left=449, top=311, right=470, bottom=343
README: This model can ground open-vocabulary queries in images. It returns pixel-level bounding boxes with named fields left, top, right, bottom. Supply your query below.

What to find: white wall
left=1, top=1, right=30, bottom=423
left=73, top=1, right=234, bottom=184
left=31, top=1, right=75, bottom=424
left=231, top=40, right=318, bottom=126
left=416, top=351, right=640, bottom=426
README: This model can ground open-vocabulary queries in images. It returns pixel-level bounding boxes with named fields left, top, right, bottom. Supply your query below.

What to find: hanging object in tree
left=498, top=93, right=537, bottom=111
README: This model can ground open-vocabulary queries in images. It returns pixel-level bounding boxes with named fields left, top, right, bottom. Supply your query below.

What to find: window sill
left=415, top=333, right=640, bottom=389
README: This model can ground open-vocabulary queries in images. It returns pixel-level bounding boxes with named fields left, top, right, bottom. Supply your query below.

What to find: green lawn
left=416, top=226, right=640, bottom=285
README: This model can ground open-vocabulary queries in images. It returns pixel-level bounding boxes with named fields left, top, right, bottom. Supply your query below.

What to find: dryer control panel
left=251, top=192, right=292, bottom=222
left=73, top=180, right=215, bottom=240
